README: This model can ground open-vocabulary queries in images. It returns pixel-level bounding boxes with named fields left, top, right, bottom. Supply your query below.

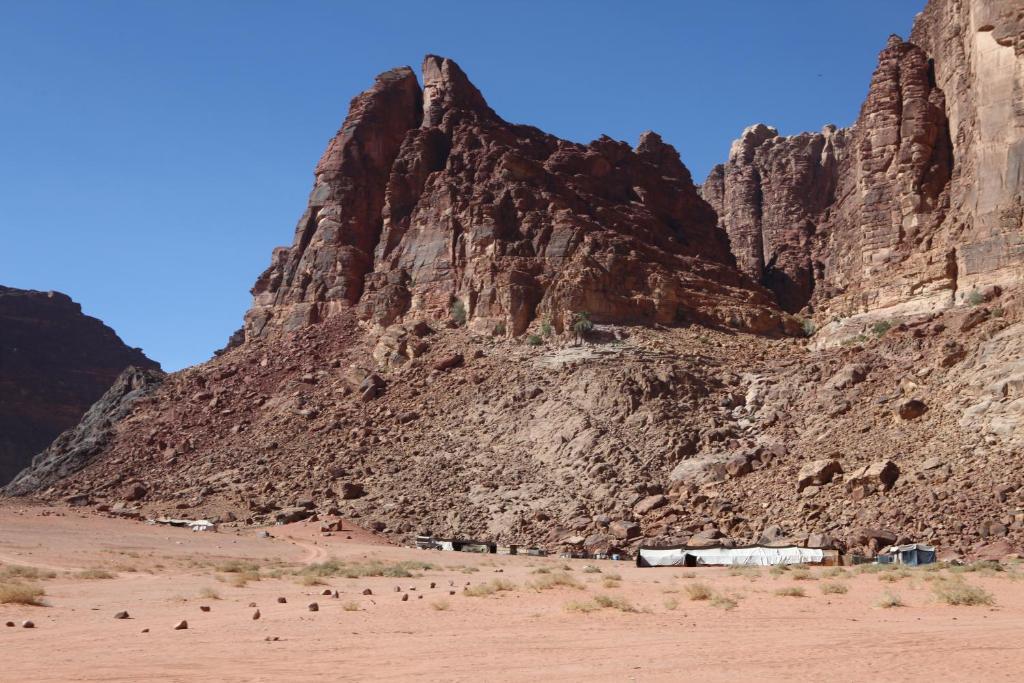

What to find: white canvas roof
left=638, top=545, right=825, bottom=567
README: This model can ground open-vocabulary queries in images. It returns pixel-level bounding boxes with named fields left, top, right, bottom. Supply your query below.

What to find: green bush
left=872, top=320, right=892, bottom=337
left=801, top=318, right=816, bottom=337
left=493, top=321, right=507, bottom=336
left=451, top=300, right=467, bottom=326
left=571, top=311, right=593, bottom=338
left=540, top=319, right=553, bottom=337
left=526, top=334, right=543, bottom=346
left=967, top=290, right=984, bottom=306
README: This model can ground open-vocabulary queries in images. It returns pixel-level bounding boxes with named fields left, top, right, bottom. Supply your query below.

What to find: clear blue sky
left=0, top=1, right=923, bottom=371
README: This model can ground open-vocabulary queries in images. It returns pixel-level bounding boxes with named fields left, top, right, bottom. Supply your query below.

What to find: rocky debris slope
left=245, top=55, right=797, bottom=341
left=703, top=0, right=1022, bottom=334
left=12, top=292, right=1024, bottom=558
left=0, top=286, right=159, bottom=484
left=5, top=366, right=166, bottom=496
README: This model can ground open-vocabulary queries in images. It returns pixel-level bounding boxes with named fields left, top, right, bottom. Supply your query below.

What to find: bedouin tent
left=636, top=545, right=827, bottom=567
left=876, top=543, right=936, bottom=566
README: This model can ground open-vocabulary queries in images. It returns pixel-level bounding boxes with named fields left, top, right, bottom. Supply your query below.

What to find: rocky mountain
left=7, top=0, right=1023, bottom=560
left=0, top=286, right=159, bottom=484
left=703, top=0, right=1023, bottom=338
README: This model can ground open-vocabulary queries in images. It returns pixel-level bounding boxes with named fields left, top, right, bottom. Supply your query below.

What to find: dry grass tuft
left=198, top=587, right=221, bottom=600
left=878, top=569, right=911, bottom=582
left=430, top=599, right=450, bottom=611
left=877, top=591, right=904, bottom=608
left=341, top=600, right=361, bottom=611
left=0, top=565, right=56, bottom=581
left=0, top=582, right=45, bottom=605
left=820, top=581, right=849, bottom=595
left=710, top=594, right=739, bottom=610
left=663, top=597, right=679, bottom=610
left=300, top=559, right=434, bottom=580
left=593, top=594, right=637, bottom=612
left=685, top=582, right=714, bottom=601
left=774, top=586, right=806, bottom=598
left=75, top=568, right=116, bottom=580
left=464, top=579, right=516, bottom=597
left=581, top=565, right=601, bottom=574
left=529, top=572, right=582, bottom=591
left=932, top=578, right=994, bottom=606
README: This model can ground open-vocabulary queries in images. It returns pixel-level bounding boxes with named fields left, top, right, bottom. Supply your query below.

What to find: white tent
left=637, top=545, right=827, bottom=567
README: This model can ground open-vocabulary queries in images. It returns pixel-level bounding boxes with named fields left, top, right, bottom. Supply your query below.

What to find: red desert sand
left=1, top=502, right=1022, bottom=682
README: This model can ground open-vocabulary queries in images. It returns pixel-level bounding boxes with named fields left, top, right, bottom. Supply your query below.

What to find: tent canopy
left=637, top=545, right=826, bottom=568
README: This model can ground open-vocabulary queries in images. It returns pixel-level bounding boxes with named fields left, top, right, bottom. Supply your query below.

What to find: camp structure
left=414, top=536, right=496, bottom=553
left=876, top=543, right=937, bottom=566
left=636, top=544, right=838, bottom=567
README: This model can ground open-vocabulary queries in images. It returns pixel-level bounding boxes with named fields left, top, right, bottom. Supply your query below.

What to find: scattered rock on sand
left=5, top=621, right=15, bottom=627
left=252, top=609, right=261, bottom=620
left=897, top=399, right=927, bottom=420
left=308, top=602, right=319, bottom=612
left=362, top=588, right=372, bottom=596
left=113, top=611, right=130, bottom=620
left=173, top=620, right=188, bottom=630
left=199, top=605, right=211, bottom=612
left=276, top=597, right=287, bottom=604
left=321, top=589, right=333, bottom=596
left=22, top=621, right=34, bottom=629
left=401, top=594, right=409, bottom=602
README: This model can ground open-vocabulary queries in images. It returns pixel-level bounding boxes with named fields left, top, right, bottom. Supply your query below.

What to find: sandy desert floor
left=1, top=502, right=1022, bottom=682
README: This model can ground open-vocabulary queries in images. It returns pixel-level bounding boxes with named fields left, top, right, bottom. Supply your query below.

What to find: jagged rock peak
left=421, top=54, right=495, bottom=127
left=728, top=123, right=780, bottom=163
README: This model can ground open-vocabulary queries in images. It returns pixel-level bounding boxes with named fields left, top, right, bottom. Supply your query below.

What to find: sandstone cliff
left=704, top=0, right=1021, bottom=337
left=0, top=286, right=160, bottom=484
left=245, top=56, right=797, bottom=340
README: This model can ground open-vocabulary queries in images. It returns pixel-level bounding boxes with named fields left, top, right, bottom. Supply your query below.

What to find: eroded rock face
left=246, top=55, right=796, bottom=341
left=0, top=287, right=159, bottom=485
left=705, top=0, right=1022, bottom=327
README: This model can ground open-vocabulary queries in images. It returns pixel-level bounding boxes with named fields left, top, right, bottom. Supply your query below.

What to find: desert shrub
left=450, top=300, right=467, bottom=326
left=878, top=569, right=911, bottom=583
left=663, top=597, right=679, bottom=610
left=967, top=290, right=984, bottom=306
left=299, top=559, right=433, bottom=580
left=774, top=586, right=806, bottom=597
left=216, top=559, right=261, bottom=574
left=801, top=318, right=816, bottom=337
left=540, top=320, right=553, bottom=337
left=75, top=569, right=115, bottom=580
left=571, top=311, right=593, bottom=338
left=790, top=568, right=815, bottom=581
left=0, top=582, right=45, bottom=605
left=341, top=601, right=360, bottom=612
left=686, top=582, right=714, bottom=601
left=530, top=567, right=551, bottom=575
left=198, top=587, right=221, bottom=600
left=820, top=567, right=847, bottom=578
left=601, top=577, right=621, bottom=589
left=0, top=565, right=56, bottom=581
left=932, top=578, right=994, bottom=606
left=581, top=565, right=601, bottom=574
left=872, top=320, right=892, bottom=336
left=297, top=574, right=326, bottom=586
left=729, top=566, right=760, bottom=579
left=430, top=599, right=450, bottom=611
left=526, top=334, right=543, bottom=346
left=820, top=582, right=848, bottom=595
left=593, top=594, right=637, bottom=612
left=464, top=579, right=516, bottom=597
left=677, top=571, right=697, bottom=579
left=710, top=594, right=738, bottom=610
left=564, top=599, right=600, bottom=613
left=877, top=591, right=904, bottom=608
left=530, top=572, right=582, bottom=591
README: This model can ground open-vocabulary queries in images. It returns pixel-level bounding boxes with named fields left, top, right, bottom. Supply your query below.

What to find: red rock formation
left=706, top=0, right=1022, bottom=330
left=0, top=286, right=159, bottom=484
left=247, top=56, right=797, bottom=340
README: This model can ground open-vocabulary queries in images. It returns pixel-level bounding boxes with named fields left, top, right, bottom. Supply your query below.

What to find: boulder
left=434, top=353, right=464, bottom=372
left=897, top=399, right=927, bottom=420
left=796, top=459, right=843, bottom=492
left=608, top=520, right=640, bottom=540
left=633, top=495, right=667, bottom=516
left=845, top=460, right=900, bottom=493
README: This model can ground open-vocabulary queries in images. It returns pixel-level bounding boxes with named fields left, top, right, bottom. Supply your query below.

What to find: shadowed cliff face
left=0, top=286, right=159, bottom=484
left=704, top=0, right=1022, bottom=328
left=245, top=56, right=798, bottom=341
